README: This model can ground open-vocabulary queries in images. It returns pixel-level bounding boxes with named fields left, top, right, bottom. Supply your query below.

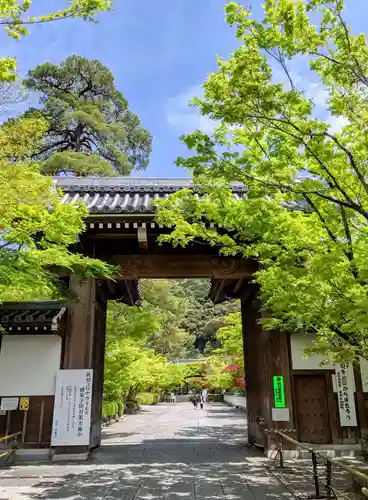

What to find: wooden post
left=38, top=401, right=44, bottom=444
left=354, top=363, right=368, bottom=453
left=263, top=329, right=296, bottom=455
left=21, top=411, right=27, bottom=444
left=55, top=277, right=97, bottom=457
left=5, top=411, right=10, bottom=442
left=63, top=277, right=96, bottom=369
left=89, top=288, right=107, bottom=450
left=57, top=277, right=108, bottom=455
left=241, top=288, right=266, bottom=447
left=241, top=287, right=295, bottom=456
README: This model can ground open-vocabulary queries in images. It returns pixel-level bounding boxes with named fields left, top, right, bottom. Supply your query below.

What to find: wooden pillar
left=90, top=287, right=107, bottom=449
left=56, top=277, right=107, bottom=456
left=241, top=288, right=296, bottom=456
left=241, top=290, right=267, bottom=448
left=354, top=363, right=368, bottom=450
left=63, top=277, right=96, bottom=370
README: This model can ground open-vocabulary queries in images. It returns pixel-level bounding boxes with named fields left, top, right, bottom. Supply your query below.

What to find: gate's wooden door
left=294, top=374, right=331, bottom=444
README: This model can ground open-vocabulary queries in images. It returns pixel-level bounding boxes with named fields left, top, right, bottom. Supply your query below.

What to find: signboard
left=335, top=363, right=357, bottom=427
left=51, top=369, right=93, bottom=446
left=272, top=408, right=290, bottom=422
left=0, top=397, right=19, bottom=411
left=19, top=397, right=29, bottom=411
left=273, top=376, right=286, bottom=408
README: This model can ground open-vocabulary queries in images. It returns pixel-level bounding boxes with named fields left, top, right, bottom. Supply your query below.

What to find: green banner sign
left=273, top=376, right=286, bottom=408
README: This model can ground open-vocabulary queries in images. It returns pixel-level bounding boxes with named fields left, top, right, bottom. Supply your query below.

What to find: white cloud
left=166, top=85, right=218, bottom=134
left=307, top=82, right=330, bottom=107
left=327, top=115, right=349, bottom=134
left=167, top=80, right=349, bottom=136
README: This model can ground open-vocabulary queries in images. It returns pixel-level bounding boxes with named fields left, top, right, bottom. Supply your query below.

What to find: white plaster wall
left=290, top=334, right=334, bottom=370
left=0, top=335, right=61, bottom=396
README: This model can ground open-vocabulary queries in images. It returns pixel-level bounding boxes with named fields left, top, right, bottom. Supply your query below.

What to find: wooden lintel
left=112, top=254, right=255, bottom=279
left=137, top=226, right=148, bottom=250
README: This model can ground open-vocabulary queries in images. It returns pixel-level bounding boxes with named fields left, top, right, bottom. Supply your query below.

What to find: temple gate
left=0, top=177, right=366, bottom=460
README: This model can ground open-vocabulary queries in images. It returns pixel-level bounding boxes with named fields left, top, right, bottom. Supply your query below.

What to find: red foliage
left=233, top=374, right=246, bottom=388
left=222, top=363, right=241, bottom=373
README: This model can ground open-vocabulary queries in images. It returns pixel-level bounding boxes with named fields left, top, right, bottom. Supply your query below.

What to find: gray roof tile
left=56, top=177, right=246, bottom=215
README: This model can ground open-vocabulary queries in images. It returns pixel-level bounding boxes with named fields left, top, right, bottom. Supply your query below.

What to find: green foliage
left=104, top=339, right=188, bottom=403
left=106, top=280, right=196, bottom=359
left=205, top=356, right=234, bottom=391
left=0, top=3, right=118, bottom=300
left=21, top=55, right=152, bottom=176
left=185, top=358, right=233, bottom=390
left=103, top=280, right=215, bottom=403
left=142, top=280, right=194, bottom=358
left=215, top=312, right=243, bottom=359
left=174, top=279, right=240, bottom=353
left=211, top=312, right=245, bottom=389
left=102, top=400, right=124, bottom=420
left=156, top=0, right=368, bottom=362
left=136, top=392, right=161, bottom=405
left=0, top=116, right=115, bottom=301
left=0, top=1, right=113, bottom=81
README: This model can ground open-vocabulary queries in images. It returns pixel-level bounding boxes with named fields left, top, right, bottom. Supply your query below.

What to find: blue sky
left=1, top=0, right=367, bottom=178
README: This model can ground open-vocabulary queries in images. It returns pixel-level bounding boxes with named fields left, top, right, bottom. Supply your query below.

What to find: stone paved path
left=0, top=403, right=299, bottom=499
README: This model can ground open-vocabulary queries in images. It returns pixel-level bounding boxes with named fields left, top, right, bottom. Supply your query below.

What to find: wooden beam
left=112, top=254, right=256, bottom=279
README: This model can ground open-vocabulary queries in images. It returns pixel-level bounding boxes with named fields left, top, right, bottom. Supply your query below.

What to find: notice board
left=51, top=369, right=93, bottom=446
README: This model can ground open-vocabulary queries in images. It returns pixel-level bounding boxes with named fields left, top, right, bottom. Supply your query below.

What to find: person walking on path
left=201, top=389, right=207, bottom=403
left=170, top=392, right=176, bottom=403
left=199, top=394, right=204, bottom=410
left=189, top=393, right=198, bottom=409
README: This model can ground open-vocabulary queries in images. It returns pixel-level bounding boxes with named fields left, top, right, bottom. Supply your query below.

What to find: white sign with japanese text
left=51, top=369, right=93, bottom=446
left=335, top=363, right=357, bottom=427
left=0, top=397, right=18, bottom=411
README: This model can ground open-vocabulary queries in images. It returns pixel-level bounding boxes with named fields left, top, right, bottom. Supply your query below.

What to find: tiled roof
left=56, top=177, right=246, bottom=215
left=0, top=301, right=67, bottom=332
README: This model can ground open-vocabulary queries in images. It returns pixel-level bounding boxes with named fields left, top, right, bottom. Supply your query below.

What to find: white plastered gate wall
left=0, top=335, right=61, bottom=396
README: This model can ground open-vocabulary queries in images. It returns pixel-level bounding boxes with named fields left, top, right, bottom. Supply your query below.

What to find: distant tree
left=22, top=55, right=152, bottom=176
left=215, top=312, right=243, bottom=359
left=105, top=280, right=197, bottom=360
left=143, top=280, right=194, bottom=359
left=174, top=279, right=240, bottom=352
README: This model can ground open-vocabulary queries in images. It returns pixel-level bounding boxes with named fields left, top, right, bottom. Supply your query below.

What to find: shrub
left=117, top=401, right=125, bottom=416
left=136, top=392, right=160, bottom=405
left=102, top=400, right=124, bottom=422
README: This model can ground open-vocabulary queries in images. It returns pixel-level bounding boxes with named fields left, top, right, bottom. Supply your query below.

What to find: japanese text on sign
left=51, top=369, right=93, bottom=446
left=335, top=363, right=357, bottom=427
left=273, top=376, right=286, bottom=408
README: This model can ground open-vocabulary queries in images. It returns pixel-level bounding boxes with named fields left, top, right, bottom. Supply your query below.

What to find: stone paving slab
left=0, top=403, right=327, bottom=499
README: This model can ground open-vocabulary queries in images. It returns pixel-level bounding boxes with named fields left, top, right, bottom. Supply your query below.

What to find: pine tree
left=22, top=55, right=152, bottom=176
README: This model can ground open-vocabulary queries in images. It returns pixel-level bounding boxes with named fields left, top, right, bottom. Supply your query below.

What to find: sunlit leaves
left=0, top=114, right=115, bottom=301
left=0, top=1, right=113, bottom=81
left=156, top=0, right=368, bottom=362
